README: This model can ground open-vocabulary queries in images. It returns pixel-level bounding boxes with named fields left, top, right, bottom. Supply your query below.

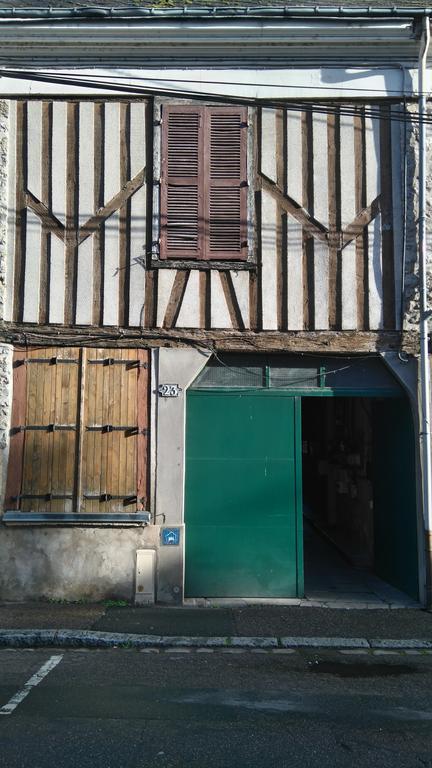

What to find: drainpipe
left=418, top=15, right=432, bottom=608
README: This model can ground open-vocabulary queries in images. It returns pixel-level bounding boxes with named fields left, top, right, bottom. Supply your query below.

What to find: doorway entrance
left=302, top=396, right=419, bottom=603
left=184, top=354, right=419, bottom=602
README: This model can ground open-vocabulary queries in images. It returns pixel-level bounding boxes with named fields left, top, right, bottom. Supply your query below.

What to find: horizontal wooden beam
left=0, top=323, right=419, bottom=355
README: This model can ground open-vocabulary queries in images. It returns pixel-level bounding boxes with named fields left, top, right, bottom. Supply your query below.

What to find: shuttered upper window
left=160, top=105, right=248, bottom=261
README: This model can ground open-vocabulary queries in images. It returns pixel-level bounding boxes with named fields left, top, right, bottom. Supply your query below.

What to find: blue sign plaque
left=161, top=527, right=180, bottom=546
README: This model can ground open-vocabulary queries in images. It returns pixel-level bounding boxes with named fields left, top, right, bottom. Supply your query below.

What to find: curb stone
left=0, top=630, right=432, bottom=651
left=369, top=638, right=432, bottom=649
left=280, top=637, right=370, bottom=649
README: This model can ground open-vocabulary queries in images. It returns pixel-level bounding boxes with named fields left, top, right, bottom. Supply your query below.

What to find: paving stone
left=165, top=648, right=192, bottom=653
left=221, top=648, right=246, bottom=654
left=271, top=649, right=296, bottom=654
left=372, top=649, right=401, bottom=655
left=324, top=602, right=371, bottom=610
left=339, top=649, right=369, bottom=655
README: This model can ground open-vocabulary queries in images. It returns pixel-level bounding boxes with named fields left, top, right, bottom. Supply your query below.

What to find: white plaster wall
left=155, top=347, right=210, bottom=603
left=156, top=347, right=211, bottom=526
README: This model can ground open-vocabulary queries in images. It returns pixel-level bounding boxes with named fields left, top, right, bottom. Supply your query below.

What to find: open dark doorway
left=301, top=396, right=419, bottom=605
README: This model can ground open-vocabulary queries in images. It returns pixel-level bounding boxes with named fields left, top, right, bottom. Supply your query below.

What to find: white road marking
left=0, top=654, right=63, bottom=716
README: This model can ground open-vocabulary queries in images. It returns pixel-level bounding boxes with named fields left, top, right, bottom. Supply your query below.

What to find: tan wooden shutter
left=5, top=347, right=150, bottom=519
left=205, top=107, right=248, bottom=260
left=160, top=105, right=204, bottom=259
left=5, top=348, right=80, bottom=514
left=81, top=349, right=150, bottom=514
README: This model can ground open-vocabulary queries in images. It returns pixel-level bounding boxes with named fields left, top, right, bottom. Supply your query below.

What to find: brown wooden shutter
left=205, top=107, right=248, bottom=260
left=5, top=347, right=80, bottom=514
left=160, top=105, right=204, bottom=259
left=81, top=349, right=150, bottom=514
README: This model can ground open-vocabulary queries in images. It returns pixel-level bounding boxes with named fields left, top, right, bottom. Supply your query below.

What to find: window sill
left=3, top=511, right=151, bottom=526
left=150, top=259, right=256, bottom=271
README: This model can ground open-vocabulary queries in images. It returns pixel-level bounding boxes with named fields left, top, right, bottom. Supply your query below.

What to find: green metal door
left=185, top=391, right=303, bottom=598
left=372, top=398, right=419, bottom=600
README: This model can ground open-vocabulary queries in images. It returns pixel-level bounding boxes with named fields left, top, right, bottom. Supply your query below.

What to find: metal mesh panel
left=191, top=354, right=402, bottom=393
left=191, top=355, right=265, bottom=388
left=270, top=362, right=319, bottom=388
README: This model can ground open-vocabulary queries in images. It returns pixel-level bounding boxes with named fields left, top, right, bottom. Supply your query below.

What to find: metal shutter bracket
left=83, top=493, right=144, bottom=503
left=85, top=425, right=148, bottom=435
left=16, top=357, right=79, bottom=365
left=12, top=424, right=76, bottom=433
left=12, top=493, right=73, bottom=501
left=88, top=358, right=148, bottom=368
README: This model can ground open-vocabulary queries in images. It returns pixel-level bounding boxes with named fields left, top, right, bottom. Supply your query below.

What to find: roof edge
left=0, top=6, right=430, bottom=22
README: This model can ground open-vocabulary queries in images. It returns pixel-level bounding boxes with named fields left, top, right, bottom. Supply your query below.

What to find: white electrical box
left=135, top=549, right=156, bottom=605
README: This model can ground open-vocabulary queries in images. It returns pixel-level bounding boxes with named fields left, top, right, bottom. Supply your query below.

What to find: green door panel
left=372, top=398, right=419, bottom=601
left=185, top=391, right=303, bottom=598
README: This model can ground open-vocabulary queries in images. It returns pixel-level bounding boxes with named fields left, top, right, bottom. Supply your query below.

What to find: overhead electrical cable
left=0, top=68, right=431, bottom=124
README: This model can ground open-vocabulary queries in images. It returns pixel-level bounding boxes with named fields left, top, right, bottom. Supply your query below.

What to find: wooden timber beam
left=78, top=167, right=146, bottom=244
left=26, top=192, right=66, bottom=243
left=0, top=323, right=419, bottom=355
left=341, top=197, right=381, bottom=250
left=259, top=173, right=329, bottom=244
left=259, top=172, right=382, bottom=251
left=25, top=167, right=146, bottom=246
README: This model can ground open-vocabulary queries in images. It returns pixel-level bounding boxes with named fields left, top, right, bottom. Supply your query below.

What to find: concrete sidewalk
left=0, top=601, right=431, bottom=650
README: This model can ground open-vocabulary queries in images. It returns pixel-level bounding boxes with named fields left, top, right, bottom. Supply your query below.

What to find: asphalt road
left=1, top=647, right=432, bottom=768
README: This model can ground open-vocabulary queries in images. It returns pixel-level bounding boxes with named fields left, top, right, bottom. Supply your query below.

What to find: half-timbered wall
left=259, top=106, right=403, bottom=332
left=5, top=99, right=402, bottom=333
left=6, top=100, right=148, bottom=327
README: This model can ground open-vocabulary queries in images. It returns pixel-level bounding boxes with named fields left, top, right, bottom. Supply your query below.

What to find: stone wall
left=0, top=526, right=160, bottom=602
left=403, top=104, right=432, bottom=331
left=0, top=101, right=7, bottom=323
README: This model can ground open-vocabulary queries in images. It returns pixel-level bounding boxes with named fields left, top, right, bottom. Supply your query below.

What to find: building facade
left=0, top=1, right=430, bottom=605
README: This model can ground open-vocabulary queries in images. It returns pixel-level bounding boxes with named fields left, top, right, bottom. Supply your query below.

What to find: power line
left=1, top=68, right=430, bottom=125
left=19, top=70, right=425, bottom=97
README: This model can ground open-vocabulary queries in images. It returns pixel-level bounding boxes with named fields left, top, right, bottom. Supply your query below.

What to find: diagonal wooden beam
left=26, top=192, right=66, bottom=243
left=219, top=271, right=246, bottom=331
left=259, top=172, right=329, bottom=244
left=163, top=270, right=190, bottom=329
left=78, top=167, right=145, bottom=244
left=26, top=167, right=146, bottom=247
left=341, top=196, right=381, bottom=249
